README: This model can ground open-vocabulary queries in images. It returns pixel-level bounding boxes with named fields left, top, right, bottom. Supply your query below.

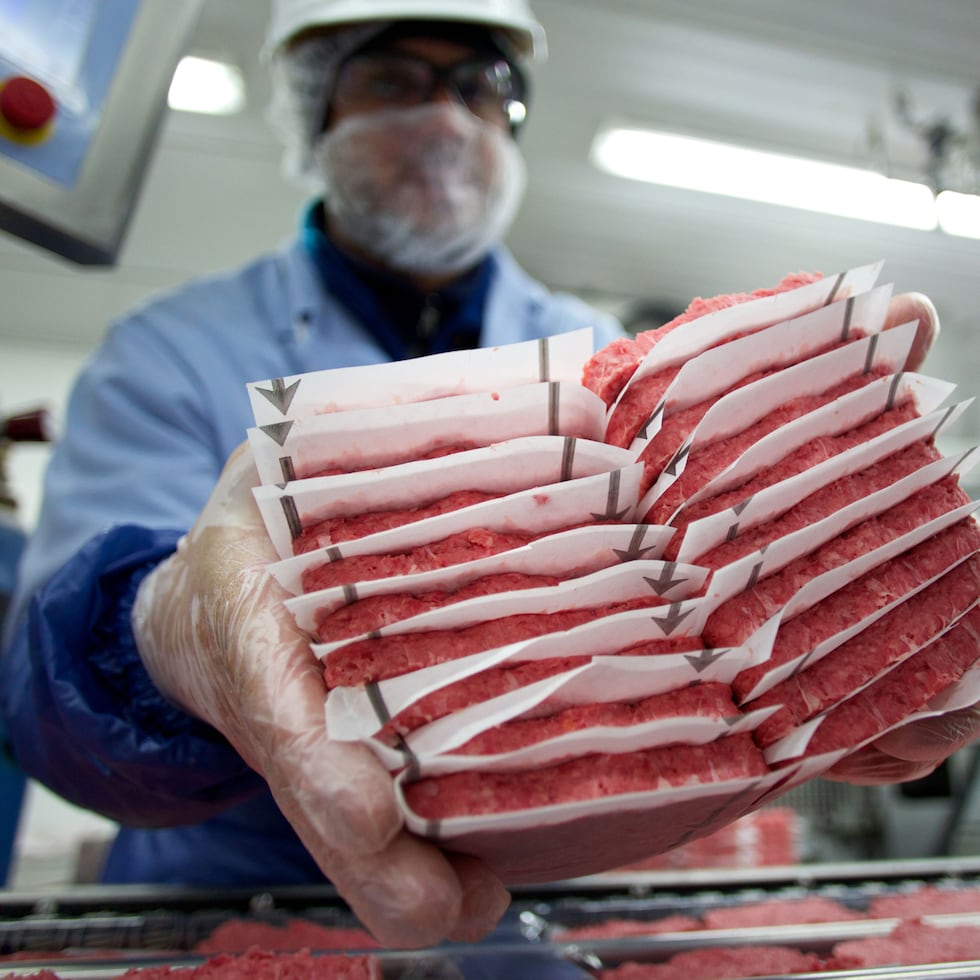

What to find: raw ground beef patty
left=596, top=944, right=824, bottom=979
left=1, top=949, right=383, bottom=979
left=700, top=895, right=862, bottom=929
left=733, top=517, right=980, bottom=703
left=193, top=919, right=379, bottom=953
left=866, top=883, right=980, bottom=918
left=615, top=328, right=864, bottom=456
left=323, top=593, right=679, bottom=688
left=749, top=554, right=980, bottom=746
left=294, top=489, right=502, bottom=553
left=300, top=527, right=533, bottom=591
left=313, top=571, right=562, bottom=643
left=701, top=475, right=973, bottom=649
left=663, top=401, right=923, bottom=560
left=581, top=272, right=823, bottom=408
left=451, top=682, right=738, bottom=757
left=300, top=524, right=588, bottom=592
left=402, top=733, right=768, bottom=819
left=643, top=368, right=891, bottom=520
left=798, top=604, right=980, bottom=758
left=828, top=919, right=980, bottom=969
left=688, top=435, right=940, bottom=570
left=381, top=636, right=703, bottom=740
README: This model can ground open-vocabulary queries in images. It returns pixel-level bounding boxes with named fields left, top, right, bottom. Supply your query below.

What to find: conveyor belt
left=2, top=859, right=980, bottom=978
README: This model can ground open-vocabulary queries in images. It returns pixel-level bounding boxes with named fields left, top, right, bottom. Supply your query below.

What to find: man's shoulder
left=127, top=239, right=304, bottom=329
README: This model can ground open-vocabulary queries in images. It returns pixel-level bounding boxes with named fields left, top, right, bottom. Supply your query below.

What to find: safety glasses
left=332, top=51, right=527, bottom=128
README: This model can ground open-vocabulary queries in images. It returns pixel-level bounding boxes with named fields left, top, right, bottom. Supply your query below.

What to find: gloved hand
left=132, top=443, right=510, bottom=948
left=885, top=291, right=939, bottom=372
left=823, top=704, right=980, bottom=785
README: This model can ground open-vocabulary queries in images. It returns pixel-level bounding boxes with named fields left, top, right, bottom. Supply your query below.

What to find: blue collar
left=301, top=201, right=495, bottom=361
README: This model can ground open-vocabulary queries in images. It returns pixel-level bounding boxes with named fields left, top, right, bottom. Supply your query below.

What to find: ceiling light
left=168, top=55, right=245, bottom=115
left=591, top=125, right=940, bottom=231
left=936, top=189, right=980, bottom=239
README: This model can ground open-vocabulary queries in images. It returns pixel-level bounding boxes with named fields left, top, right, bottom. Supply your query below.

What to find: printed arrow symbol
left=259, top=421, right=295, bottom=446
left=613, top=525, right=660, bottom=562
left=684, top=647, right=728, bottom=672
left=590, top=469, right=633, bottom=521
left=727, top=496, right=753, bottom=538
left=664, top=441, right=692, bottom=477
left=651, top=602, right=695, bottom=635
left=635, top=401, right=666, bottom=441
left=791, top=648, right=818, bottom=678
left=644, top=562, right=688, bottom=596
left=731, top=497, right=753, bottom=517
left=745, top=559, right=766, bottom=591
left=255, top=377, right=301, bottom=415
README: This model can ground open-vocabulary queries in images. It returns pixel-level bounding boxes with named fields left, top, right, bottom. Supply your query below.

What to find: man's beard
left=313, top=102, right=526, bottom=276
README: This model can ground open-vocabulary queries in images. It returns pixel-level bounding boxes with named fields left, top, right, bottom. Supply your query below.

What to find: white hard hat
left=264, top=0, right=547, bottom=61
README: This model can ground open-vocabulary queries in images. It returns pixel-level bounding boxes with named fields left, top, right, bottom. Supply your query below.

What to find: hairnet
left=267, top=23, right=388, bottom=188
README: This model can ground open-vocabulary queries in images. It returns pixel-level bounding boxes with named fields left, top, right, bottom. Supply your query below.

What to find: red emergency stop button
left=0, top=75, right=57, bottom=141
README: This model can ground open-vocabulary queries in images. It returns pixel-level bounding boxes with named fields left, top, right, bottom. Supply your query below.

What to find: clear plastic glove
left=823, top=704, right=980, bottom=785
left=132, top=443, right=510, bottom=948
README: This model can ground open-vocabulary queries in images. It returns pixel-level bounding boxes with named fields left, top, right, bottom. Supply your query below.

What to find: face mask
left=312, top=102, right=526, bottom=276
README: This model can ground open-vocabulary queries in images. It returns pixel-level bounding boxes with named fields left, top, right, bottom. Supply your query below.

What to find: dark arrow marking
left=950, top=446, right=978, bottom=474
left=665, top=441, right=692, bottom=477
left=745, top=560, right=766, bottom=592
left=260, top=421, right=295, bottom=446
left=560, top=437, right=577, bottom=481
left=613, top=525, right=660, bottom=562
left=279, top=456, right=297, bottom=483
left=280, top=496, right=302, bottom=540
left=548, top=381, right=560, bottom=435
left=255, top=377, right=301, bottom=415
left=732, top=497, right=753, bottom=517
left=886, top=372, right=904, bottom=411
left=931, top=404, right=957, bottom=440
left=644, top=562, right=688, bottom=596
left=725, top=497, right=755, bottom=542
left=538, top=338, right=551, bottom=381
left=948, top=447, right=978, bottom=479
left=591, top=469, right=632, bottom=521
left=651, top=602, right=696, bottom=635
left=366, top=682, right=392, bottom=725
left=824, top=271, right=846, bottom=306
left=684, top=647, right=729, bottom=673
left=326, top=546, right=343, bottom=562
left=365, top=690, right=419, bottom=776
left=635, top=401, right=666, bottom=442
left=862, top=331, right=880, bottom=375
left=839, top=294, right=856, bottom=342
left=791, top=648, right=818, bottom=678
left=343, top=584, right=358, bottom=605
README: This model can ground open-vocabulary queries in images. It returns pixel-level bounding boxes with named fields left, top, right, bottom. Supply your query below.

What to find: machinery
left=0, top=0, right=203, bottom=265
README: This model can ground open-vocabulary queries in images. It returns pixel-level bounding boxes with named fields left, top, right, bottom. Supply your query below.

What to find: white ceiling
left=2, top=0, right=979, bottom=450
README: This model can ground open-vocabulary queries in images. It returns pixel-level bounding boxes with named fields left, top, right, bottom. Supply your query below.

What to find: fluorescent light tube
left=936, top=189, right=980, bottom=239
left=591, top=125, right=940, bottom=231
left=168, top=55, right=245, bottom=115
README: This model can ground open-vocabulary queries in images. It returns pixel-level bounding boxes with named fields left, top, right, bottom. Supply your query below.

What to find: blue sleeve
left=0, top=524, right=264, bottom=827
